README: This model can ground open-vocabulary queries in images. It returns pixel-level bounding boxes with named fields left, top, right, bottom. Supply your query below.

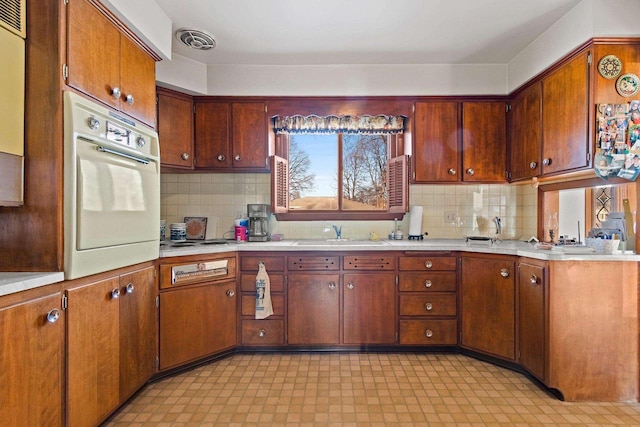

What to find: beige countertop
left=0, top=272, right=65, bottom=297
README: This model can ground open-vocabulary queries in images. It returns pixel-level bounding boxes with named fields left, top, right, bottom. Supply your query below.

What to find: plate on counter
left=184, top=216, right=207, bottom=240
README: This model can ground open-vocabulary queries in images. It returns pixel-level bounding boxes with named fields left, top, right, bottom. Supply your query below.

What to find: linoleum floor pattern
left=105, top=353, right=640, bottom=427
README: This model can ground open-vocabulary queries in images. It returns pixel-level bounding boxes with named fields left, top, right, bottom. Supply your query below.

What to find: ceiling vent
left=0, top=0, right=25, bottom=38
left=176, top=28, right=216, bottom=50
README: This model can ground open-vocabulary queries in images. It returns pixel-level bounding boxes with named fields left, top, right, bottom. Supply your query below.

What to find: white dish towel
left=255, top=262, right=273, bottom=319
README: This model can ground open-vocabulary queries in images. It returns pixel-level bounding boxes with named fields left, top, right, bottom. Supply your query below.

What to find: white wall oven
left=64, top=91, right=160, bottom=279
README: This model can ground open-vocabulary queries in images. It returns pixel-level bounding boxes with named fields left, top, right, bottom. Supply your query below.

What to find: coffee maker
left=247, top=204, right=270, bottom=242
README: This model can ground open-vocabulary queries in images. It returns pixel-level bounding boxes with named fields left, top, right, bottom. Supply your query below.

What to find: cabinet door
left=119, top=35, right=156, bottom=126
left=158, top=89, right=194, bottom=168
left=287, top=273, right=340, bottom=345
left=462, top=102, right=506, bottom=182
left=518, top=262, right=546, bottom=381
left=542, top=50, right=590, bottom=175
left=343, top=273, right=396, bottom=344
left=194, top=102, right=231, bottom=169
left=413, top=102, right=460, bottom=182
left=119, top=267, right=157, bottom=400
left=159, top=280, right=236, bottom=370
left=231, top=102, right=268, bottom=170
left=67, top=0, right=121, bottom=110
left=0, top=291, right=63, bottom=426
left=67, top=277, right=121, bottom=427
left=460, top=255, right=515, bottom=360
left=508, top=83, right=542, bottom=181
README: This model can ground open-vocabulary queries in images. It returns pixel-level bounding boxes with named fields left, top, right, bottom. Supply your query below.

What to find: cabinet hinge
left=587, top=152, right=591, bottom=163
left=62, top=64, right=69, bottom=80
left=506, top=170, right=511, bottom=180
left=265, top=105, right=268, bottom=113
left=395, top=275, right=398, bottom=286
left=155, top=295, right=160, bottom=308
left=506, top=104, right=511, bottom=113
left=62, top=294, right=68, bottom=310
left=154, top=357, right=159, bottom=369
left=587, top=52, right=592, bottom=65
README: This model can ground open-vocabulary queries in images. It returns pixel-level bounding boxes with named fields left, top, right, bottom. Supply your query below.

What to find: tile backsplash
left=161, top=173, right=537, bottom=241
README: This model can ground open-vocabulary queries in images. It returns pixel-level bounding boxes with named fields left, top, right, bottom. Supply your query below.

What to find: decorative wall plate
left=598, top=54, right=622, bottom=79
left=184, top=216, right=208, bottom=239
left=616, top=73, right=640, bottom=97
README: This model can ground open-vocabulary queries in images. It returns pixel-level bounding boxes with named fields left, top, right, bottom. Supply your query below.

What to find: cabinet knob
left=217, top=154, right=226, bottom=162
left=136, top=136, right=146, bottom=147
left=258, top=329, right=266, bottom=337
left=500, top=268, right=510, bottom=278
left=46, top=309, right=61, bottom=323
left=424, top=279, right=432, bottom=288
left=111, top=87, right=121, bottom=99
left=529, top=161, right=537, bottom=170
left=346, top=282, right=354, bottom=290
left=125, top=94, right=134, bottom=105
left=181, top=152, right=190, bottom=161
left=425, top=329, right=433, bottom=338
left=226, top=289, right=235, bottom=298
left=530, top=274, right=539, bottom=285
left=125, top=283, right=134, bottom=294
left=111, top=288, right=121, bottom=299
left=447, top=168, right=456, bottom=176
left=543, top=158, right=552, bottom=166
left=424, top=260, right=433, bottom=269
left=466, top=168, right=475, bottom=176
left=87, top=117, right=100, bottom=130
left=424, top=302, right=433, bottom=311
left=328, top=281, right=337, bottom=290
left=234, top=155, right=241, bottom=161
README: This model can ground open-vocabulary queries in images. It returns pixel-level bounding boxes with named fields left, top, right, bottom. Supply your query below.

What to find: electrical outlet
left=445, top=212, right=456, bottom=222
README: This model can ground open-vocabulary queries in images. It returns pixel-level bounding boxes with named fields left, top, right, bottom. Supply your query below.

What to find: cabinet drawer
left=241, top=319, right=284, bottom=345
left=399, top=256, right=456, bottom=271
left=399, top=320, right=457, bottom=345
left=288, top=256, right=339, bottom=271
left=241, top=294, right=284, bottom=316
left=344, top=255, right=396, bottom=270
left=159, top=257, right=236, bottom=289
left=240, top=273, right=284, bottom=292
left=398, top=272, right=456, bottom=292
left=240, top=255, right=285, bottom=272
left=399, top=293, right=457, bottom=316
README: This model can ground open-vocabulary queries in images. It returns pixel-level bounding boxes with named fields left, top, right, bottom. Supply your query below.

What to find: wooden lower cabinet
left=517, top=260, right=546, bottom=382
left=460, top=254, right=515, bottom=360
left=399, top=319, right=457, bottom=345
left=343, top=273, right=396, bottom=344
left=0, top=286, right=64, bottom=427
left=66, top=265, right=157, bottom=427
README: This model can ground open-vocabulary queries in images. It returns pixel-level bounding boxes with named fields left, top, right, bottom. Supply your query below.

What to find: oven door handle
left=97, top=146, right=150, bottom=164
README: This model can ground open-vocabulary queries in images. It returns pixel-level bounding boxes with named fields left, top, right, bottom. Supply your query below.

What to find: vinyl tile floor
left=105, top=353, right=640, bottom=427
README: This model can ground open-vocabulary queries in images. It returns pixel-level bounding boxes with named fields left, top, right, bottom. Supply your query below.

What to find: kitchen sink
left=293, top=239, right=390, bottom=246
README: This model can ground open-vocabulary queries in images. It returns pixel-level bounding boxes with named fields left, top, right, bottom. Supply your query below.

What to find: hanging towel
left=255, top=262, right=273, bottom=319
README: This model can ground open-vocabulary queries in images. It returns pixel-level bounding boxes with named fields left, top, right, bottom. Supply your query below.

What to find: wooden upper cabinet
left=232, top=102, right=269, bottom=170
left=158, top=88, right=194, bottom=169
left=461, top=102, right=507, bottom=182
left=541, top=49, right=591, bottom=175
left=508, top=82, right=542, bottom=181
left=194, top=102, right=231, bottom=168
left=66, top=0, right=157, bottom=126
left=413, top=101, right=460, bottom=182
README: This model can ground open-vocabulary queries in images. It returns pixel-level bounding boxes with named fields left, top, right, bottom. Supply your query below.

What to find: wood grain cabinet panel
left=158, top=88, right=194, bottom=169
left=508, top=82, right=542, bottom=181
left=517, top=260, right=546, bottom=382
left=399, top=256, right=456, bottom=271
left=399, top=293, right=457, bottom=317
left=413, top=102, right=460, bottom=182
left=343, top=273, right=396, bottom=344
left=398, top=272, right=456, bottom=292
left=232, top=102, right=269, bottom=169
left=399, top=319, right=457, bottom=345
left=241, top=319, right=285, bottom=345
left=194, top=102, right=230, bottom=168
left=461, top=101, right=507, bottom=182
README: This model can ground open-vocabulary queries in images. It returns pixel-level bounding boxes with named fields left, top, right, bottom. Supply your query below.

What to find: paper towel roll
left=408, top=206, right=423, bottom=237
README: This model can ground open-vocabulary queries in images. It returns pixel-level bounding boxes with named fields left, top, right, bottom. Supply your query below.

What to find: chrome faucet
left=493, top=217, right=502, bottom=236
left=332, top=224, right=342, bottom=240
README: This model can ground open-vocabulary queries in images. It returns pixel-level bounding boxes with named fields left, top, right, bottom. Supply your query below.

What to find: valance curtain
left=273, top=114, right=406, bottom=135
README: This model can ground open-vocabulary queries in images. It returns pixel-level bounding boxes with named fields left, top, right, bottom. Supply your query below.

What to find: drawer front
left=240, top=255, right=285, bottom=272
left=398, top=272, right=456, bottom=292
left=399, top=293, right=457, bottom=316
left=343, top=255, right=396, bottom=270
left=241, top=319, right=285, bottom=345
left=159, top=257, right=236, bottom=289
left=399, top=319, right=458, bottom=345
left=399, top=256, right=456, bottom=271
left=241, top=294, right=284, bottom=316
left=288, top=256, right=340, bottom=271
left=240, top=273, right=284, bottom=292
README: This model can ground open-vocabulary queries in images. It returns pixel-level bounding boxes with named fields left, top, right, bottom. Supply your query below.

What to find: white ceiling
left=154, top=0, right=582, bottom=66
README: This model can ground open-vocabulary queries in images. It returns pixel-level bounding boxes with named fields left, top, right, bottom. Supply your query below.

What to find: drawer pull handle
left=217, top=154, right=226, bottom=161
left=125, top=283, right=134, bottom=294
left=258, top=329, right=266, bottom=337
left=111, top=288, right=120, bottom=299
left=226, top=289, right=235, bottom=298
left=234, top=154, right=241, bottom=161
left=447, top=168, right=456, bottom=175
left=111, top=87, right=121, bottom=99
left=328, top=281, right=336, bottom=290
left=346, top=282, right=354, bottom=290
left=530, top=274, right=539, bottom=285
left=181, top=152, right=190, bottom=161
left=424, top=280, right=432, bottom=288
left=424, top=302, right=433, bottom=311
left=424, top=260, right=433, bottom=269
left=529, top=161, right=537, bottom=170
left=500, top=268, right=510, bottom=278
left=425, top=329, right=433, bottom=338
left=125, top=93, right=135, bottom=105
left=46, top=309, right=61, bottom=323
left=466, top=168, right=475, bottom=176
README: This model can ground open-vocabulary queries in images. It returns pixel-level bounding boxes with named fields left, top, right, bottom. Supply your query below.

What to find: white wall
left=558, top=189, right=586, bottom=240
left=156, top=54, right=208, bottom=95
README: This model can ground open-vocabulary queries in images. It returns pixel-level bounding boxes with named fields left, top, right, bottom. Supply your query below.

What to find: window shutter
left=271, top=155, right=289, bottom=214
left=388, top=155, right=408, bottom=214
